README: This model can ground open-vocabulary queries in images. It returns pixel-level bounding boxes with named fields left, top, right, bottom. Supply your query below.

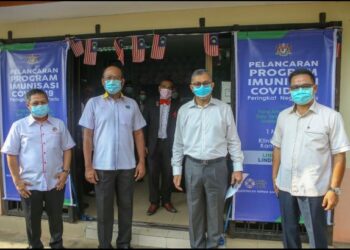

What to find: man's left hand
left=56, top=172, right=68, bottom=190
left=231, top=171, right=243, bottom=185
left=134, top=162, right=146, bottom=181
left=322, top=191, right=339, bottom=210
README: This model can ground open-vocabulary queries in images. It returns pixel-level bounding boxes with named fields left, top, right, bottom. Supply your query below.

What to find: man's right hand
left=273, top=177, right=279, bottom=197
left=85, top=167, right=99, bottom=184
left=15, top=179, right=32, bottom=198
left=173, top=175, right=183, bottom=191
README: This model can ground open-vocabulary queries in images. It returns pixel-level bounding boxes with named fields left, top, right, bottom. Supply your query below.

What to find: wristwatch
left=328, top=187, right=341, bottom=195
left=62, top=169, right=70, bottom=174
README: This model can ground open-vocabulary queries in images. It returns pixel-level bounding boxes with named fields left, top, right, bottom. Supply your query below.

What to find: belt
left=157, top=138, right=168, bottom=141
left=186, top=155, right=226, bottom=165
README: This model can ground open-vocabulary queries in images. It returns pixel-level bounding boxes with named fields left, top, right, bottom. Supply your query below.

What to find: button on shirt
left=78, top=94, right=146, bottom=170
left=171, top=97, right=244, bottom=175
left=1, top=115, right=76, bottom=191
left=271, top=101, right=350, bottom=197
left=158, top=102, right=170, bottom=139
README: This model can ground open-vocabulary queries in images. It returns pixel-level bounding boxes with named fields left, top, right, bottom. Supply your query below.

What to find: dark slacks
left=95, top=169, right=135, bottom=249
left=147, top=139, right=173, bottom=204
left=184, top=156, right=228, bottom=248
left=21, top=188, right=65, bottom=249
left=278, top=190, right=328, bottom=248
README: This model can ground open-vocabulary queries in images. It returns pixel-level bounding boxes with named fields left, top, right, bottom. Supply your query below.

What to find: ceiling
left=0, top=1, right=314, bottom=24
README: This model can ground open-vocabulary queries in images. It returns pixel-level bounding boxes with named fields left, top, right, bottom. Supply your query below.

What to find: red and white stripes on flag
left=69, top=39, right=84, bottom=57
left=84, top=39, right=97, bottom=65
left=151, top=34, right=167, bottom=60
left=204, top=33, right=219, bottom=57
left=131, top=36, right=145, bottom=63
left=113, top=38, right=125, bottom=65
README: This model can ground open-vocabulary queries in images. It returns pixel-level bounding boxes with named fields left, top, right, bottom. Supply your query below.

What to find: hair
left=159, top=79, right=174, bottom=89
left=288, top=68, right=316, bottom=84
left=102, top=65, right=124, bottom=78
left=26, top=89, right=48, bottom=103
left=191, top=69, right=211, bottom=82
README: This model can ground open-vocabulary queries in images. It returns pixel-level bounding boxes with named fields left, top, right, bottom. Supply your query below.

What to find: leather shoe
left=147, top=203, right=159, bottom=215
left=162, top=202, right=177, bottom=213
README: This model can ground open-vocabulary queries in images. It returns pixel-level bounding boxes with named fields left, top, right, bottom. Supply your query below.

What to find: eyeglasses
left=191, top=81, right=212, bottom=87
left=103, top=75, right=122, bottom=81
left=290, top=83, right=314, bottom=90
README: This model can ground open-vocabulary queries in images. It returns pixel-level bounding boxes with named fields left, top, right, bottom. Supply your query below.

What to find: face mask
left=139, top=95, right=146, bottom=101
left=160, top=88, right=172, bottom=99
left=105, top=79, right=122, bottom=95
left=31, top=104, right=49, bottom=118
left=290, top=87, right=314, bottom=105
left=192, top=85, right=212, bottom=99
left=171, top=92, right=179, bottom=99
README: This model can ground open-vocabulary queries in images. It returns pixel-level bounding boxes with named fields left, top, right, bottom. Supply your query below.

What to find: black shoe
left=117, top=244, right=132, bottom=249
left=162, top=202, right=177, bottom=213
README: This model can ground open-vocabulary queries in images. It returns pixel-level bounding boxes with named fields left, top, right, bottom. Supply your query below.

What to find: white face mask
left=159, top=88, right=172, bottom=99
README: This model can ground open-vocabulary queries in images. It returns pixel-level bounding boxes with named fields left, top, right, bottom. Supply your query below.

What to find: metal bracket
left=7, top=30, right=12, bottom=40
left=95, top=24, right=101, bottom=34
left=199, top=18, right=205, bottom=28
left=319, top=12, right=326, bottom=25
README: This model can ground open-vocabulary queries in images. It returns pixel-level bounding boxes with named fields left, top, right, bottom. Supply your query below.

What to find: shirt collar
left=102, top=92, right=125, bottom=100
left=27, top=115, right=53, bottom=126
left=189, top=96, right=217, bottom=108
left=289, top=100, right=319, bottom=115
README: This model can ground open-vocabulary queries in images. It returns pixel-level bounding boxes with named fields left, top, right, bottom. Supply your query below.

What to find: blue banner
left=234, top=29, right=337, bottom=222
left=0, top=41, right=74, bottom=206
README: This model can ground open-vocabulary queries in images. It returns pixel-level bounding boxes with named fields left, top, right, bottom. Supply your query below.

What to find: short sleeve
left=329, top=112, right=350, bottom=154
left=132, top=101, right=146, bottom=131
left=270, top=113, right=283, bottom=148
left=60, top=121, right=76, bottom=151
left=79, top=98, right=95, bottom=129
left=1, top=122, right=21, bottom=155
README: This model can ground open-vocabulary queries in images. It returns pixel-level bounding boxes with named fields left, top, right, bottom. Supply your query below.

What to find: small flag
left=84, top=39, right=97, bottom=65
left=69, top=39, right=84, bottom=57
left=204, top=33, right=219, bottom=57
left=132, top=36, right=145, bottom=63
left=113, top=38, right=125, bottom=65
left=151, top=34, right=166, bottom=60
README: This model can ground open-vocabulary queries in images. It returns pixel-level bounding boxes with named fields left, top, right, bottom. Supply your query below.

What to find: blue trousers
left=278, top=190, right=328, bottom=248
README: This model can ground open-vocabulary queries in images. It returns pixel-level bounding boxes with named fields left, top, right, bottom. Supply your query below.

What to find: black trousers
left=95, top=169, right=135, bottom=249
left=21, top=188, right=65, bottom=249
left=147, top=139, right=173, bottom=204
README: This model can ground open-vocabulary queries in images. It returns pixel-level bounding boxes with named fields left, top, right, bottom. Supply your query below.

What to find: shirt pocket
left=304, top=130, right=328, bottom=151
left=119, top=113, right=133, bottom=130
left=46, top=132, right=62, bottom=150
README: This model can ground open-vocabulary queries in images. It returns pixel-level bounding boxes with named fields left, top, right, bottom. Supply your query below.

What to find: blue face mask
left=31, top=104, right=49, bottom=118
left=192, top=85, right=213, bottom=99
left=105, top=79, right=122, bottom=94
left=290, top=87, right=314, bottom=105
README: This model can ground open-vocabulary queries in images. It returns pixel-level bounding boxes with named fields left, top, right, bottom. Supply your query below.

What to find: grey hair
left=191, top=69, right=211, bottom=82
left=25, top=89, right=48, bottom=103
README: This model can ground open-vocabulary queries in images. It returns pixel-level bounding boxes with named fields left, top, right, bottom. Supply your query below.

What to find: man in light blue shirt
left=79, top=65, right=146, bottom=249
left=1, top=89, right=75, bottom=249
left=172, top=69, right=244, bottom=248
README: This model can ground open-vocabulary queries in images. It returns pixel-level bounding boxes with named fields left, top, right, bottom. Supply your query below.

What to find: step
left=85, top=221, right=191, bottom=248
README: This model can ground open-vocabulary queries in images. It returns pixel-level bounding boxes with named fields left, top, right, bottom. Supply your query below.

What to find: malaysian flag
left=113, top=38, right=125, bottom=65
left=204, top=33, right=219, bottom=57
left=132, top=36, right=145, bottom=63
left=84, top=39, right=97, bottom=65
left=69, top=39, right=84, bottom=57
left=151, top=34, right=166, bottom=60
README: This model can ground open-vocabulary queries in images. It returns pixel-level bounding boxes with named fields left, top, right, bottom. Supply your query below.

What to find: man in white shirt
left=172, top=69, right=244, bottom=248
left=1, top=89, right=75, bottom=249
left=79, top=65, right=146, bottom=249
left=271, top=68, right=350, bottom=248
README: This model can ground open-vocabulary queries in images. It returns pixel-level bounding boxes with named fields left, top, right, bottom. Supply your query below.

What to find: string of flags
left=68, top=33, right=219, bottom=66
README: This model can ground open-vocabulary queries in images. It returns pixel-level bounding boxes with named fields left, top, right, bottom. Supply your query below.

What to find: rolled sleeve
left=1, top=122, right=20, bottom=155
left=79, top=99, right=95, bottom=129
left=226, top=106, right=244, bottom=169
left=330, top=112, right=350, bottom=154
left=171, top=108, right=184, bottom=176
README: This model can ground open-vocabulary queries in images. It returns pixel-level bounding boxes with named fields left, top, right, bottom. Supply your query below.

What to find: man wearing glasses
left=79, top=65, right=146, bottom=249
left=271, top=68, right=350, bottom=248
left=171, top=69, right=244, bottom=248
